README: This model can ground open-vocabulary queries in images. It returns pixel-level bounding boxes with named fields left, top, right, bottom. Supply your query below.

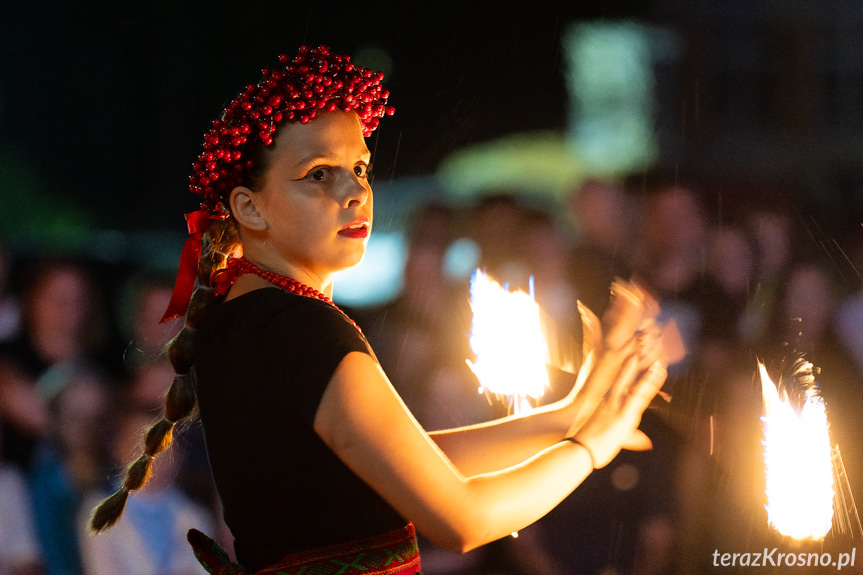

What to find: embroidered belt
left=188, top=523, right=421, bottom=575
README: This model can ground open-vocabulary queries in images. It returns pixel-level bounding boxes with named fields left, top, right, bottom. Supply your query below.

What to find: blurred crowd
left=0, top=254, right=219, bottom=575
left=0, top=170, right=861, bottom=575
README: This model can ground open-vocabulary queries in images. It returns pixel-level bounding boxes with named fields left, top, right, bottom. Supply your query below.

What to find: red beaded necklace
left=233, top=257, right=362, bottom=333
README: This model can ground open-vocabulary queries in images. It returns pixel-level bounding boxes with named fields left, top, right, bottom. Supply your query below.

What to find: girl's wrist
left=564, top=437, right=597, bottom=469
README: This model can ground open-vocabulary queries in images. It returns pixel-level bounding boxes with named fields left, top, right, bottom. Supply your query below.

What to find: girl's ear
left=230, top=186, right=267, bottom=231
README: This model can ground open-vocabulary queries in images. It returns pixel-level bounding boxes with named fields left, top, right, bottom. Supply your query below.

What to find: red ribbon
left=160, top=209, right=219, bottom=323
left=210, top=259, right=240, bottom=297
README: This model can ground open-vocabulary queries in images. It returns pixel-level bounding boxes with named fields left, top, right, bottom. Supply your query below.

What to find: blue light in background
left=564, top=21, right=661, bottom=175
left=333, top=231, right=406, bottom=308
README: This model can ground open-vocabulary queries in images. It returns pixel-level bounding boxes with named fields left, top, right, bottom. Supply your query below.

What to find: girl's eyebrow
left=294, top=150, right=372, bottom=170
left=293, top=153, right=339, bottom=170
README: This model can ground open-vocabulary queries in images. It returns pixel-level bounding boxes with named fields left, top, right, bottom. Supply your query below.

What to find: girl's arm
left=426, top=393, right=579, bottom=478
left=313, top=344, right=665, bottom=554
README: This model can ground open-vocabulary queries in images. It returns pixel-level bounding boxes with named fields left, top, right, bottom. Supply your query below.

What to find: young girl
left=90, top=45, right=667, bottom=574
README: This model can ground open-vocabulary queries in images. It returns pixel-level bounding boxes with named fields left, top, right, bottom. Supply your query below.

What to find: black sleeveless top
left=194, top=288, right=406, bottom=571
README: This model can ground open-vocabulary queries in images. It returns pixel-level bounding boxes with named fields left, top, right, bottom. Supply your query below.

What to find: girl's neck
left=225, top=258, right=334, bottom=301
left=239, top=249, right=332, bottom=296
left=225, top=257, right=361, bottom=333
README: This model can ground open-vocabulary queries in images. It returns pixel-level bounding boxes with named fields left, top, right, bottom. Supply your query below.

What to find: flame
left=466, top=270, right=550, bottom=415
left=760, top=362, right=834, bottom=540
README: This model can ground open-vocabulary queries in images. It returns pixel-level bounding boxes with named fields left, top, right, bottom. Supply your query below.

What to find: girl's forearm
left=428, top=396, right=578, bottom=476
left=445, top=438, right=595, bottom=552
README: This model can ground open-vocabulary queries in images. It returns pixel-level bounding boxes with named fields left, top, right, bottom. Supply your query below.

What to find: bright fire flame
left=467, top=270, right=550, bottom=414
left=760, top=362, right=834, bottom=540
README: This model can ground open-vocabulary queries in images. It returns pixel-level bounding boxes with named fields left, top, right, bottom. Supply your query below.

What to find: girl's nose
left=342, top=176, right=371, bottom=209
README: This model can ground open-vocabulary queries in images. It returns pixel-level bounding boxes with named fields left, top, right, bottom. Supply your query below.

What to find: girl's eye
left=309, top=168, right=327, bottom=181
left=354, top=163, right=371, bottom=178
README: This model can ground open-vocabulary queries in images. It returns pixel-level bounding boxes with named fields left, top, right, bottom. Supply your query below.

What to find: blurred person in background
left=117, top=275, right=183, bottom=372
left=79, top=407, right=212, bottom=575
left=0, top=237, right=20, bottom=344
left=29, top=368, right=112, bottom=575
left=829, top=226, right=863, bottom=376
left=518, top=207, right=585, bottom=409
left=630, top=177, right=708, bottom=374
left=691, top=222, right=765, bottom=525
left=743, top=207, right=795, bottom=346
left=699, top=223, right=758, bottom=372
left=520, top=207, right=580, bottom=335
left=566, top=178, right=638, bottom=318
left=0, top=413, right=43, bottom=575
left=467, top=192, right=531, bottom=290
left=836, top=284, right=863, bottom=376
left=118, top=275, right=184, bottom=415
left=0, top=259, right=111, bottom=472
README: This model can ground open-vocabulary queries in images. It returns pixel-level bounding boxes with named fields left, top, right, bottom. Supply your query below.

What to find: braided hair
left=88, top=220, right=237, bottom=532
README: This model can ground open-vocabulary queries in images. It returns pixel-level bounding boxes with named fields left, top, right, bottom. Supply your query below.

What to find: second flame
left=760, top=362, right=834, bottom=540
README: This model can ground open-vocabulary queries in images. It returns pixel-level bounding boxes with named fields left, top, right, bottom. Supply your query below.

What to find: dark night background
left=0, top=1, right=637, bottom=230
left=2, top=1, right=862, bottom=245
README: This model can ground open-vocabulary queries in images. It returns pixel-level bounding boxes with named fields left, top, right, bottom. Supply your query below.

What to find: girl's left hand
left=563, top=279, right=663, bottom=440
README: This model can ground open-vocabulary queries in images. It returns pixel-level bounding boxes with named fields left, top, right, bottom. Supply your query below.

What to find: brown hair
left=88, top=218, right=239, bottom=532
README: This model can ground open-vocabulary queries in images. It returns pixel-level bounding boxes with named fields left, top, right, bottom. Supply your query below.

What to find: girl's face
left=240, top=111, right=373, bottom=287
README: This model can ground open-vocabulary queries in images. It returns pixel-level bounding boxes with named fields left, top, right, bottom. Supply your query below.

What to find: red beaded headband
left=191, top=44, right=394, bottom=214
left=161, top=45, right=394, bottom=322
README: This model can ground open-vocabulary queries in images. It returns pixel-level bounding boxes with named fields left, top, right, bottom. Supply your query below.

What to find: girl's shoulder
left=198, top=287, right=367, bottom=360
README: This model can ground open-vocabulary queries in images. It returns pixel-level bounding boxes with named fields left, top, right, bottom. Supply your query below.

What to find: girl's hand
left=564, top=279, right=665, bottom=446
left=573, top=359, right=667, bottom=468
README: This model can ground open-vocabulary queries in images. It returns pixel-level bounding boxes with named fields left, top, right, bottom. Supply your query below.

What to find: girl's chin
left=323, top=253, right=367, bottom=276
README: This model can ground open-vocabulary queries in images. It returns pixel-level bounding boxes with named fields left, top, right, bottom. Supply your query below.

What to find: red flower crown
left=189, top=44, right=394, bottom=214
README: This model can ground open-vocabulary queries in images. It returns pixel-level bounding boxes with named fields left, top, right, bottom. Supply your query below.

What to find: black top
left=194, top=288, right=406, bottom=571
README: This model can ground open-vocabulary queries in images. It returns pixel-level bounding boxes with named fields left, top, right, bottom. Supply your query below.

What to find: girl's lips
left=337, top=219, right=370, bottom=239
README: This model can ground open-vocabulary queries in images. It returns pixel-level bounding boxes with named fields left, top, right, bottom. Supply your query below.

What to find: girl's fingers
left=602, top=279, right=648, bottom=351
left=566, top=346, right=637, bottom=438
left=621, top=429, right=653, bottom=451
left=577, top=301, right=601, bottom=360
left=577, top=338, right=638, bottom=414
left=639, top=288, right=660, bottom=322
left=636, top=325, right=664, bottom=372
left=610, top=353, right=642, bottom=406
left=624, top=362, right=668, bottom=416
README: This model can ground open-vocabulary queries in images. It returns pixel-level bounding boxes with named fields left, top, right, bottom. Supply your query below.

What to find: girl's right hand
left=564, top=279, right=667, bottom=467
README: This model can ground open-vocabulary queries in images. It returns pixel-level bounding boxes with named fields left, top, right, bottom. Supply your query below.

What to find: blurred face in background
left=571, top=180, right=633, bottom=253
left=750, top=211, right=792, bottom=277
left=642, top=187, right=706, bottom=256
left=54, top=375, right=108, bottom=454
left=27, top=265, right=91, bottom=344
left=133, top=283, right=181, bottom=354
left=785, top=263, right=835, bottom=339
left=708, top=226, right=755, bottom=296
